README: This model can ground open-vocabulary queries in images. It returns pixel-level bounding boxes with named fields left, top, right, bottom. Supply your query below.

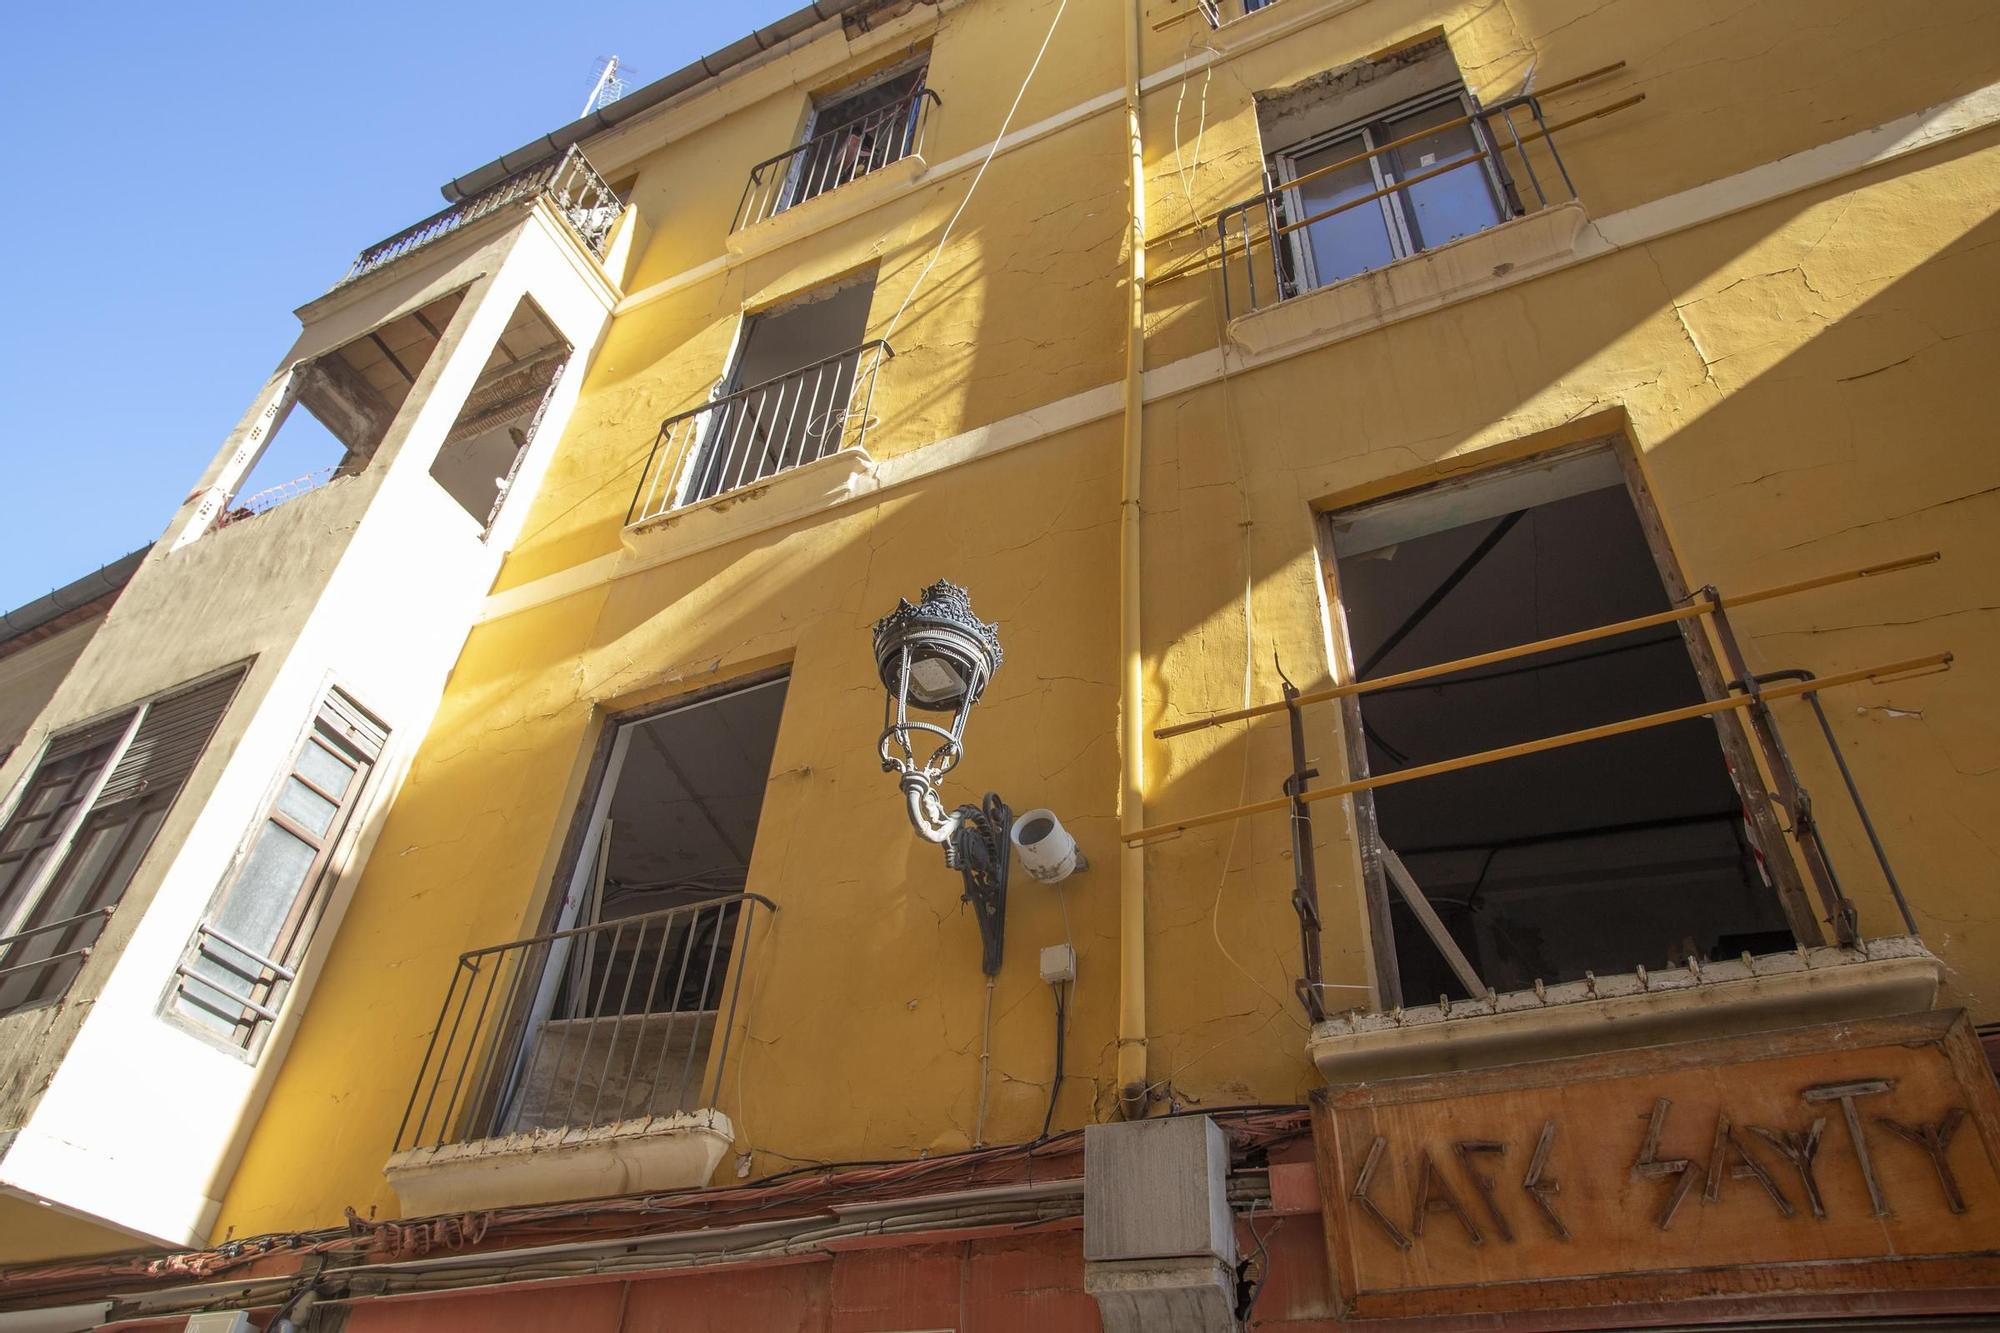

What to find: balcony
left=729, top=87, right=939, bottom=245
left=385, top=894, right=770, bottom=1213
left=337, top=145, right=621, bottom=290
left=1215, top=92, right=1596, bottom=332
left=625, top=340, right=893, bottom=529
left=1134, top=544, right=1952, bottom=1083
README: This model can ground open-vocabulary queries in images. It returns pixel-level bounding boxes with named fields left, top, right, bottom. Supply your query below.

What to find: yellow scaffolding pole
left=1125, top=652, right=1952, bottom=845
left=1153, top=551, right=1939, bottom=740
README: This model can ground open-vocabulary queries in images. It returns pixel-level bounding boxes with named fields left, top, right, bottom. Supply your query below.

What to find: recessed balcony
left=385, top=894, right=770, bottom=1214
left=624, top=339, right=893, bottom=531
left=727, top=84, right=938, bottom=253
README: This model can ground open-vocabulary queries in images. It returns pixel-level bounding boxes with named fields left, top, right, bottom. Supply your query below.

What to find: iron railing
left=734, top=88, right=940, bottom=231
left=214, top=466, right=338, bottom=528
left=339, top=146, right=621, bottom=288
left=395, top=894, right=771, bottom=1154
left=0, top=906, right=114, bottom=1016
left=625, top=340, right=893, bottom=526
left=1216, top=93, right=1577, bottom=319
left=1138, top=553, right=1948, bottom=1014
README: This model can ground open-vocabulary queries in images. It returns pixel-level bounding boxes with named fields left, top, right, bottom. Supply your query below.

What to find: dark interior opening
left=1329, top=450, right=1792, bottom=1002
left=505, top=677, right=788, bottom=1133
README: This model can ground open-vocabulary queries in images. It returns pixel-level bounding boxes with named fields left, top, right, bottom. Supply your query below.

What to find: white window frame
left=165, top=685, right=388, bottom=1055
left=1274, top=85, right=1512, bottom=294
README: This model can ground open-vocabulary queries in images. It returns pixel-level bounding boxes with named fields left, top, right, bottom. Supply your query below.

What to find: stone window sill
left=724, top=154, right=928, bottom=261
left=1228, top=200, right=1590, bottom=359
left=1308, top=936, right=1944, bottom=1085
left=383, top=1109, right=734, bottom=1214
left=621, top=447, right=876, bottom=561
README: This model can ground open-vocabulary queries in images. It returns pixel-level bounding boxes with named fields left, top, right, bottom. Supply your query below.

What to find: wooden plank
left=1380, top=849, right=1488, bottom=1000
left=1309, top=1011, right=2000, bottom=1322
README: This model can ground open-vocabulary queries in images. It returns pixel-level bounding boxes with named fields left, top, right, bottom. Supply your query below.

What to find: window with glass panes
left=1274, top=87, right=1513, bottom=293
left=0, top=668, right=245, bottom=1015
left=170, top=688, right=385, bottom=1048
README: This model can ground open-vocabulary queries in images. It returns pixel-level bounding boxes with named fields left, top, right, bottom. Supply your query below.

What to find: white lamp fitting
left=1010, top=808, right=1087, bottom=884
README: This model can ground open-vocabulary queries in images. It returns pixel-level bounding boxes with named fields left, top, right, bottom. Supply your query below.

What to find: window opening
left=494, top=676, right=789, bottom=1136
left=428, top=297, right=572, bottom=528
left=786, top=59, right=930, bottom=211
left=1259, top=39, right=1513, bottom=295
left=0, top=668, right=245, bottom=1014
left=170, top=688, right=387, bottom=1048
left=221, top=292, right=466, bottom=526
left=1325, top=450, right=1793, bottom=1004
left=682, top=276, right=878, bottom=506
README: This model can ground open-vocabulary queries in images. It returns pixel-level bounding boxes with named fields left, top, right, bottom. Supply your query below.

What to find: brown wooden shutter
left=92, top=668, right=245, bottom=808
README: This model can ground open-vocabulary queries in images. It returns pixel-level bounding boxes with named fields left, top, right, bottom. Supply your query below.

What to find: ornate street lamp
left=874, top=580, right=1013, bottom=976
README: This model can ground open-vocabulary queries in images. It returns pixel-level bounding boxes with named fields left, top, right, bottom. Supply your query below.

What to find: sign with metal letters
left=1311, top=1011, right=2000, bottom=1320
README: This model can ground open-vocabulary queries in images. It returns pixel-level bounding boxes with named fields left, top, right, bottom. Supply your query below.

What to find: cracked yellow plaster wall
left=216, top=415, right=1124, bottom=1239
left=208, top=0, right=2000, bottom=1245
left=1140, top=0, right=2000, bottom=366
left=1140, top=129, right=2000, bottom=1064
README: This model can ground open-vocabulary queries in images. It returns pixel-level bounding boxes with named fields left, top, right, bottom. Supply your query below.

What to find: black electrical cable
left=1357, top=509, right=1525, bottom=679
left=1040, top=981, right=1067, bottom=1140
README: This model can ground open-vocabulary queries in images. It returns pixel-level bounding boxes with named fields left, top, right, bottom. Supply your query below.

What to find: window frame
left=0, top=665, right=248, bottom=1017
left=1274, top=85, right=1513, bottom=295
left=166, top=686, right=387, bottom=1055
left=1313, top=440, right=1820, bottom=1009
left=780, top=53, right=933, bottom=212
left=461, top=670, right=790, bottom=1139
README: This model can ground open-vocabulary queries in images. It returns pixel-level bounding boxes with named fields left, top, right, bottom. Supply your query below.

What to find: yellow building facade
left=5, top=0, right=2000, bottom=1327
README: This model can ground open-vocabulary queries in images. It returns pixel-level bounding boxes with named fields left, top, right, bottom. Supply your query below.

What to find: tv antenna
left=582, top=57, right=628, bottom=117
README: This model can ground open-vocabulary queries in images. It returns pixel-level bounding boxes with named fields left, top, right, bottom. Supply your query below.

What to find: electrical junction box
left=1040, top=943, right=1076, bottom=984
left=1083, top=1115, right=1236, bottom=1263
left=184, top=1315, right=253, bottom=1333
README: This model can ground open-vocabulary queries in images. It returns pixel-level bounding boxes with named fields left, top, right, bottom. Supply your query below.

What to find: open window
left=734, top=54, right=934, bottom=230
left=1323, top=447, right=1801, bottom=1005
left=427, top=297, right=571, bottom=529
left=788, top=57, right=930, bottom=209
left=1259, top=37, right=1514, bottom=294
left=169, top=688, right=387, bottom=1050
left=680, top=275, right=880, bottom=506
left=0, top=667, right=245, bottom=1014
left=490, top=675, right=789, bottom=1136
left=220, top=293, right=465, bottom=526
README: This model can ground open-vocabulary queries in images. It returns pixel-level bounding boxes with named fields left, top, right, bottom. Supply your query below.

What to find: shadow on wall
left=1134, top=133, right=2000, bottom=1084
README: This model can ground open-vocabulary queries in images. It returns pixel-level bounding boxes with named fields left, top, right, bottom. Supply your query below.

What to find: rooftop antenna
left=582, top=57, right=628, bottom=117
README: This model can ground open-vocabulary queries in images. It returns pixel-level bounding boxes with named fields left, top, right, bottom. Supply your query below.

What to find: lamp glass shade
left=873, top=580, right=1004, bottom=715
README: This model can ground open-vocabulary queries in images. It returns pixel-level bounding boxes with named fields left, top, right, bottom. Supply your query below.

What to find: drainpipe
left=1115, top=0, right=1150, bottom=1120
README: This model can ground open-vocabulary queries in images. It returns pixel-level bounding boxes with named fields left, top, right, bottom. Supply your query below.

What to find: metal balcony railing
left=213, top=466, right=338, bottom=529
left=1215, top=93, right=1578, bottom=320
left=395, top=894, right=772, bottom=1154
left=625, top=340, right=893, bottom=526
left=0, top=906, right=114, bottom=1016
left=338, top=146, right=621, bottom=289
left=1135, top=553, right=1949, bottom=1017
left=733, top=88, right=939, bottom=231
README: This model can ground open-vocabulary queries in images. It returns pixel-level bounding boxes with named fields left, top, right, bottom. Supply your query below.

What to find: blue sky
left=0, top=2, right=801, bottom=611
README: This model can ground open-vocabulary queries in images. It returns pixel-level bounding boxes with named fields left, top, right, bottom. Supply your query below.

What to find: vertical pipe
left=1116, top=0, right=1151, bottom=1121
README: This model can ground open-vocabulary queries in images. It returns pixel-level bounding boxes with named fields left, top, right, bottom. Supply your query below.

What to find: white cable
left=879, top=0, right=1071, bottom=345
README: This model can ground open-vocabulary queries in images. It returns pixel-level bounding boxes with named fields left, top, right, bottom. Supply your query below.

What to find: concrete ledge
left=1085, top=1256, right=1240, bottom=1333
left=1308, top=936, right=1943, bottom=1085
left=383, top=1109, right=733, bottom=1214
left=1227, top=201, right=1589, bottom=359
left=724, top=154, right=928, bottom=260
left=621, top=447, right=876, bottom=559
